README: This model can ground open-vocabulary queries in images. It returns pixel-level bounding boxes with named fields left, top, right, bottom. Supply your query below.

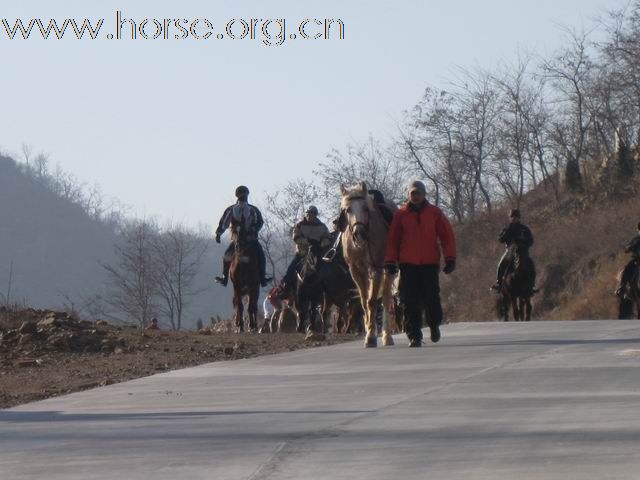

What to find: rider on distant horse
left=615, top=222, right=640, bottom=298
left=491, top=209, right=536, bottom=292
left=281, top=205, right=331, bottom=289
left=324, top=189, right=394, bottom=262
left=214, top=185, right=272, bottom=288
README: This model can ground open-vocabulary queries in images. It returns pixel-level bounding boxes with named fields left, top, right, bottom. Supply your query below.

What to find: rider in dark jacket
left=616, top=223, right=640, bottom=297
left=491, top=209, right=535, bottom=291
left=214, top=186, right=271, bottom=287
left=280, top=206, right=331, bottom=289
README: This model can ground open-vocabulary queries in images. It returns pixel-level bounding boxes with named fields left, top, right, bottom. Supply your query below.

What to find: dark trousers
left=399, top=264, right=443, bottom=341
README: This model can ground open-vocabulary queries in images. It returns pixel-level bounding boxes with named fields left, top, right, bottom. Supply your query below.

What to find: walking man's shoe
left=409, top=338, right=422, bottom=348
left=430, top=325, right=441, bottom=343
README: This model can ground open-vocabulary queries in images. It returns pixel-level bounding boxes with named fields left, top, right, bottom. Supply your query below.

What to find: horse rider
left=615, top=222, right=640, bottom=297
left=491, top=209, right=536, bottom=292
left=324, top=188, right=394, bottom=262
left=214, top=185, right=272, bottom=287
left=281, top=205, right=331, bottom=288
left=384, top=180, right=457, bottom=347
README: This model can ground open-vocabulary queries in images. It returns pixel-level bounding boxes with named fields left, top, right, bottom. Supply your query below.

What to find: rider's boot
left=490, top=281, right=501, bottom=291
left=615, top=285, right=625, bottom=297
left=215, top=261, right=230, bottom=287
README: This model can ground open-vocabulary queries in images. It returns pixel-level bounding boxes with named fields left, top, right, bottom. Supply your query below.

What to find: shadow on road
left=0, top=409, right=375, bottom=423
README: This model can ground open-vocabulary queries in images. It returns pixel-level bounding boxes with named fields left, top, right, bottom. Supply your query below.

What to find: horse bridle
left=345, top=195, right=370, bottom=243
left=344, top=195, right=386, bottom=271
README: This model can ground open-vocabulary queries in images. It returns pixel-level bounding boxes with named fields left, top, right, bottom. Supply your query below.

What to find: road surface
left=2, top=321, right=640, bottom=479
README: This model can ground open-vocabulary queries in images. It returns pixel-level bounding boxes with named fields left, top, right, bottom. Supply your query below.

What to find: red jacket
left=384, top=201, right=456, bottom=266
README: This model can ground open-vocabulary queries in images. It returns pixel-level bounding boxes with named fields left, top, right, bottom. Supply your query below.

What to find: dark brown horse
left=229, top=219, right=260, bottom=333
left=292, top=242, right=324, bottom=339
left=497, top=244, right=534, bottom=322
left=618, top=265, right=640, bottom=319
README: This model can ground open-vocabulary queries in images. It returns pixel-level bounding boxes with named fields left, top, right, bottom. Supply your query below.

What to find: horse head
left=298, top=241, right=322, bottom=282
left=341, top=182, right=372, bottom=249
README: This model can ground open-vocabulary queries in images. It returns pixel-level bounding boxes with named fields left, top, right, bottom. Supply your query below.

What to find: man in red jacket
left=384, top=181, right=457, bottom=347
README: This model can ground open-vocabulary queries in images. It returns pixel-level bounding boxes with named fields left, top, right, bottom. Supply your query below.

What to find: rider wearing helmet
left=281, top=205, right=331, bottom=289
left=491, top=209, right=535, bottom=291
left=214, top=185, right=272, bottom=287
left=616, top=222, right=640, bottom=297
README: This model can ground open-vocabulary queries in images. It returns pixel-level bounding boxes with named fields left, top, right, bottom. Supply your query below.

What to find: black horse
left=295, top=241, right=357, bottom=338
left=619, top=265, right=640, bottom=320
left=497, top=244, right=535, bottom=322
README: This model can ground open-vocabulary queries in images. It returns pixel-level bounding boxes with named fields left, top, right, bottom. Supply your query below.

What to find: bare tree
left=152, top=224, right=210, bottom=330
left=102, top=219, right=160, bottom=327
left=542, top=27, right=595, bottom=192
left=314, top=136, right=410, bottom=208
left=21, top=143, right=32, bottom=168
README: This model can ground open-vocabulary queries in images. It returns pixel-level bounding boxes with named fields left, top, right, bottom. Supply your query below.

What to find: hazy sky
left=0, top=0, right=624, bottom=227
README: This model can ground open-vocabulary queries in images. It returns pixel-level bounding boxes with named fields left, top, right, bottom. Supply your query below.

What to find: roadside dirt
left=0, top=309, right=357, bottom=409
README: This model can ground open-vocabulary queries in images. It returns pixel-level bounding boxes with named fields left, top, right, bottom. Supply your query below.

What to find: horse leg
left=503, top=296, right=510, bottom=322
left=234, top=292, right=244, bottom=333
left=248, top=289, right=258, bottom=333
left=381, top=271, right=396, bottom=347
left=525, top=297, right=532, bottom=322
left=353, top=272, right=376, bottom=348
left=512, top=297, right=520, bottom=322
left=365, top=274, right=383, bottom=348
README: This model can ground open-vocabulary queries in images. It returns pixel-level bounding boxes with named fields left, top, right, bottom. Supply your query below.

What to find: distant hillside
left=0, top=154, right=117, bottom=308
left=0, top=154, right=233, bottom=327
left=442, top=178, right=640, bottom=322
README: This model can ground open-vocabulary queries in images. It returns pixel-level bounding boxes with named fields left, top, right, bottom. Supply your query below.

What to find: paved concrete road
left=2, top=321, right=640, bottom=480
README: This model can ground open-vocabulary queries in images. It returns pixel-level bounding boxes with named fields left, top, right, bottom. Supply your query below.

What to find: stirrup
left=322, top=249, right=336, bottom=262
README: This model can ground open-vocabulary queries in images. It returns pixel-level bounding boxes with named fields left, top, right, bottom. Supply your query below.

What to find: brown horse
left=497, top=244, right=534, bottom=322
left=229, top=219, right=261, bottom=333
left=618, top=265, right=640, bottom=319
left=341, top=182, right=398, bottom=347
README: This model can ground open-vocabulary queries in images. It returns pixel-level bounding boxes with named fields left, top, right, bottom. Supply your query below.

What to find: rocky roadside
left=0, top=310, right=357, bottom=409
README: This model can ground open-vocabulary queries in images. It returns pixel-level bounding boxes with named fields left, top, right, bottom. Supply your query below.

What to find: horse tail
left=619, top=296, right=634, bottom=320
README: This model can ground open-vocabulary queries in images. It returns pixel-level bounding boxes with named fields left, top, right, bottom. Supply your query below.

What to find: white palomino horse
left=341, top=182, right=398, bottom=347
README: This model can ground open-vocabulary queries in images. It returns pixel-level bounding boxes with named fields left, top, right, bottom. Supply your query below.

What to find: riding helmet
left=235, top=185, right=250, bottom=197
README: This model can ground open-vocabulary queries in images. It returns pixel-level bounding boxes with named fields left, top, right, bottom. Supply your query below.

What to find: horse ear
left=360, top=182, right=368, bottom=194
left=340, top=184, right=348, bottom=196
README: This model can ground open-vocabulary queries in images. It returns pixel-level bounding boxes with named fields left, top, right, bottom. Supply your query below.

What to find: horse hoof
left=364, top=337, right=378, bottom=348
left=383, top=335, right=395, bottom=347
left=305, top=332, right=325, bottom=342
